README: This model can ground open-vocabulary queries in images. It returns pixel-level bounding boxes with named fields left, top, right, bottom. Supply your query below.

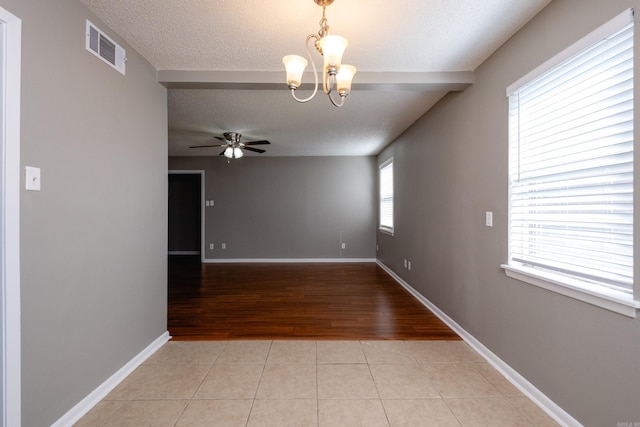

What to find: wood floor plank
left=168, top=256, right=460, bottom=340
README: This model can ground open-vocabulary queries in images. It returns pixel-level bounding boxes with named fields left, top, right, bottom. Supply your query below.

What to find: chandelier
left=282, top=0, right=356, bottom=107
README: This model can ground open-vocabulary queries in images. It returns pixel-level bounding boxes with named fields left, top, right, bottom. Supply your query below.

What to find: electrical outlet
left=341, top=243, right=346, bottom=249
left=408, top=261, right=412, bottom=271
left=221, top=243, right=226, bottom=249
left=209, top=243, right=214, bottom=250
left=404, top=259, right=407, bottom=268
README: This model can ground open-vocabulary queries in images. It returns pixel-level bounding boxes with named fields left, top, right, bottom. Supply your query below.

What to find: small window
left=379, top=158, right=394, bottom=234
left=506, top=10, right=634, bottom=299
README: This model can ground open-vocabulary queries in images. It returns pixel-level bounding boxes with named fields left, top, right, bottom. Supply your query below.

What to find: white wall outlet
left=404, top=259, right=407, bottom=268
left=25, top=166, right=41, bottom=191
left=205, top=200, right=210, bottom=207
left=408, top=261, right=412, bottom=271
left=485, top=211, right=493, bottom=227
left=341, top=243, right=346, bottom=249
left=221, top=243, right=226, bottom=249
left=210, top=200, right=214, bottom=206
left=209, top=243, right=214, bottom=250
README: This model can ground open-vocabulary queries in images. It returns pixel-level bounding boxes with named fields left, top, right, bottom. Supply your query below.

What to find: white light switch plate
left=485, top=211, right=493, bottom=227
left=25, top=166, right=41, bottom=191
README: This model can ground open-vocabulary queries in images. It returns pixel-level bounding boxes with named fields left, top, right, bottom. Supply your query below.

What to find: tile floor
left=74, top=340, right=559, bottom=426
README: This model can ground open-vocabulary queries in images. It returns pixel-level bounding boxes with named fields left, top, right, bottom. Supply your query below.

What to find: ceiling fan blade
left=244, top=140, right=270, bottom=145
left=189, top=144, right=225, bottom=148
left=215, top=136, right=227, bottom=142
left=244, top=146, right=266, bottom=154
left=219, top=149, right=227, bottom=156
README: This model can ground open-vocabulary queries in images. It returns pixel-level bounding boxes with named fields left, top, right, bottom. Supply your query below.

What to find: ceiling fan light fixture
left=282, top=0, right=356, bottom=107
left=223, top=146, right=244, bottom=159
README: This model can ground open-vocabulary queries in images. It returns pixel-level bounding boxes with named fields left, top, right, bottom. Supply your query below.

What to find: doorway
left=168, top=171, right=204, bottom=260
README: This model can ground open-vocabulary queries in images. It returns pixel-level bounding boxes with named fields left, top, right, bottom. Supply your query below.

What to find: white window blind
left=508, top=12, right=634, bottom=293
left=380, top=159, right=394, bottom=232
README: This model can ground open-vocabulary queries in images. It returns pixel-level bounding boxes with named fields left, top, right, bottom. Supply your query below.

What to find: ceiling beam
left=158, top=70, right=474, bottom=91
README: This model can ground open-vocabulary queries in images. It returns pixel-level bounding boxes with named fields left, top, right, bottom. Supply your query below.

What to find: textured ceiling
left=81, top=0, right=552, bottom=156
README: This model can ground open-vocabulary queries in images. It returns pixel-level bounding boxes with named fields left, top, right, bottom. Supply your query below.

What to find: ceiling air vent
left=85, top=20, right=126, bottom=75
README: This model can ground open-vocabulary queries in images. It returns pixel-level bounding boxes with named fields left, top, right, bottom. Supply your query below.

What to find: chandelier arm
left=327, top=90, right=346, bottom=107
left=290, top=34, right=321, bottom=103
left=323, top=71, right=337, bottom=95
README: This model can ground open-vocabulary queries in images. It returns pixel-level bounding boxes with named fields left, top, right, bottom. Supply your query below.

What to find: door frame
left=168, top=170, right=205, bottom=262
left=0, top=6, right=22, bottom=427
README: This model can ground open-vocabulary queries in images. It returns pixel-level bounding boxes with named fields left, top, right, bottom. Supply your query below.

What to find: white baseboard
left=376, top=260, right=580, bottom=427
left=51, top=331, right=171, bottom=427
left=202, top=258, right=376, bottom=263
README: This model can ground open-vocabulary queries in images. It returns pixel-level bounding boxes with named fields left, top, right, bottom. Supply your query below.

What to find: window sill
left=378, top=227, right=394, bottom=236
left=501, top=264, right=640, bottom=318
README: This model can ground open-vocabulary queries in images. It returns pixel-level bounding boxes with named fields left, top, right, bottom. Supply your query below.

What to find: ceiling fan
left=189, top=131, right=271, bottom=159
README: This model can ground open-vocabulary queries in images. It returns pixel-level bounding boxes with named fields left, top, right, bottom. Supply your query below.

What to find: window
left=379, top=158, right=394, bottom=234
left=504, top=9, right=640, bottom=316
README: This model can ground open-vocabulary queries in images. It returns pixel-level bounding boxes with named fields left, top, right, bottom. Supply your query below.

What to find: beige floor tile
left=266, top=340, right=317, bottom=364
left=256, top=364, right=317, bottom=399
left=370, top=364, right=440, bottom=399
left=317, top=364, right=379, bottom=399
left=383, top=399, right=461, bottom=427
left=446, top=397, right=533, bottom=426
left=74, top=400, right=124, bottom=426
left=406, top=341, right=482, bottom=363
left=163, top=341, right=227, bottom=364
left=317, top=340, right=367, bottom=364
left=109, top=364, right=211, bottom=400
left=361, top=341, right=416, bottom=364
left=471, top=363, right=523, bottom=397
left=89, top=340, right=556, bottom=427
left=319, top=399, right=390, bottom=427
left=105, top=365, right=157, bottom=400
left=508, top=396, right=560, bottom=426
left=247, top=399, right=317, bottom=427
left=194, top=364, right=264, bottom=399
left=103, top=400, right=188, bottom=427
left=175, top=399, right=253, bottom=427
left=216, top=340, right=272, bottom=364
left=143, top=342, right=180, bottom=365
left=423, top=363, right=501, bottom=398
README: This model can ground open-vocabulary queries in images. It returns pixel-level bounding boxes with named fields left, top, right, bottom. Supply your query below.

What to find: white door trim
left=0, top=6, right=21, bottom=427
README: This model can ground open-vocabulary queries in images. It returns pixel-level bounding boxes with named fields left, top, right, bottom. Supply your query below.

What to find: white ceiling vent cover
left=85, top=20, right=126, bottom=75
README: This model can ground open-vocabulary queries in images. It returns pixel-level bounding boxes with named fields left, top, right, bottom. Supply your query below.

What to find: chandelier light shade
left=282, top=55, right=308, bottom=88
left=336, top=64, right=357, bottom=95
left=318, top=35, right=348, bottom=71
left=282, top=0, right=356, bottom=107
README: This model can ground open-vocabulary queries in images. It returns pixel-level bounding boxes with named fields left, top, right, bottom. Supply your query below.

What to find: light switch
left=25, top=166, right=41, bottom=191
left=485, top=211, right=493, bottom=227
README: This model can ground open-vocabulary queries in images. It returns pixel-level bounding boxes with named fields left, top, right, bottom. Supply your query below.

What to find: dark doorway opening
left=168, top=173, right=202, bottom=256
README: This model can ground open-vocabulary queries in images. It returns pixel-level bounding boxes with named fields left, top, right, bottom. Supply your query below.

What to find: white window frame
left=502, top=9, right=640, bottom=318
left=379, top=158, right=394, bottom=235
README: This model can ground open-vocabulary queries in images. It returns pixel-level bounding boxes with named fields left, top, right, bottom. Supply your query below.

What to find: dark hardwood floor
left=168, top=256, right=460, bottom=341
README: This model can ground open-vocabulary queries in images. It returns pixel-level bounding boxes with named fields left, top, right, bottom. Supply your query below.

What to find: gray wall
left=169, top=156, right=376, bottom=259
left=2, top=0, right=169, bottom=425
left=377, top=0, right=640, bottom=425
